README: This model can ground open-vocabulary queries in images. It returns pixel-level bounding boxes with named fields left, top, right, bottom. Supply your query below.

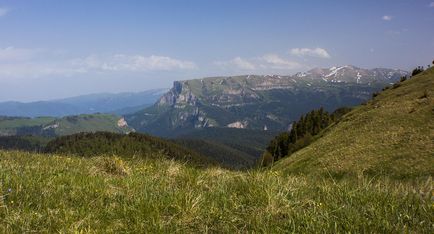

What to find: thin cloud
left=0, top=7, right=9, bottom=17
left=382, top=15, right=392, bottom=21
left=215, top=54, right=302, bottom=71
left=430, top=2, right=434, bottom=7
left=75, top=54, right=197, bottom=72
left=289, top=47, right=331, bottom=59
left=0, top=49, right=198, bottom=78
left=0, top=62, right=85, bottom=78
left=0, top=47, right=42, bottom=61
left=259, top=54, right=302, bottom=69
left=214, top=57, right=256, bottom=70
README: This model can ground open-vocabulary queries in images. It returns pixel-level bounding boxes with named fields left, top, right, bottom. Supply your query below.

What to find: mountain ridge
left=0, top=89, right=168, bottom=117
left=300, top=65, right=408, bottom=83
left=126, top=65, right=408, bottom=136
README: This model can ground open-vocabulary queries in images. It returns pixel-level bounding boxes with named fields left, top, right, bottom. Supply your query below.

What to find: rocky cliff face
left=157, top=81, right=198, bottom=107
left=126, top=66, right=409, bottom=136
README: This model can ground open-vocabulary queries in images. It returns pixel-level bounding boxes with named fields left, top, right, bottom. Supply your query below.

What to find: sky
left=0, top=0, right=433, bottom=102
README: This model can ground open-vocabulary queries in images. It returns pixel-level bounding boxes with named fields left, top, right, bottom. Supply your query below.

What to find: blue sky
left=0, top=0, right=433, bottom=101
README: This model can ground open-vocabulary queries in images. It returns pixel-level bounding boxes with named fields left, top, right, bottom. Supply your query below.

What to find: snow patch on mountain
left=325, top=66, right=347, bottom=78
left=356, top=72, right=362, bottom=83
left=227, top=121, right=247, bottom=129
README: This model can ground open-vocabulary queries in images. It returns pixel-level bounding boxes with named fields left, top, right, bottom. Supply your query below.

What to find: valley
left=0, top=66, right=432, bottom=233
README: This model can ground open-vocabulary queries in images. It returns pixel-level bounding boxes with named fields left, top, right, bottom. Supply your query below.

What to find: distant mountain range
left=0, top=89, right=168, bottom=117
left=126, top=65, right=408, bottom=136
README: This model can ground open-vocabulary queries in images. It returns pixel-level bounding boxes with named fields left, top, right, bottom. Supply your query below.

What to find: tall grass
left=0, top=151, right=432, bottom=233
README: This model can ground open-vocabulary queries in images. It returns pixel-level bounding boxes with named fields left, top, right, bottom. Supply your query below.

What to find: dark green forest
left=44, top=132, right=218, bottom=167
left=262, top=107, right=352, bottom=166
left=0, top=135, right=51, bottom=152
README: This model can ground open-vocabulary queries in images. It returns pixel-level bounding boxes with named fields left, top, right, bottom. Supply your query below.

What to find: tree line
left=0, top=132, right=218, bottom=167
left=44, top=132, right=216, bottom=166
left=261, top=107, right=352, bottom=166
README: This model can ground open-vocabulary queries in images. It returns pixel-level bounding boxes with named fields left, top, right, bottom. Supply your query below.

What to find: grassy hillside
left=0, top=114, right=132, bottom=137
left=0, top=117, right=55, bottom=136
left=274, top=68, right=434, bottom=179
left=50, top=114, right=132, bottom=136
left=0, top=150, right=432, bottom=233
left=0, top=116, right=55, bottom=129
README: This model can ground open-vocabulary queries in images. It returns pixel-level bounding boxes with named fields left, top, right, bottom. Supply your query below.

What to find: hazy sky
left=0, top=0, right=433, bottom=101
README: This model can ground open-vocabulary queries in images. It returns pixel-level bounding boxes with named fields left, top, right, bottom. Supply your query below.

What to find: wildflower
left=7, top=188, right=11, bottom=193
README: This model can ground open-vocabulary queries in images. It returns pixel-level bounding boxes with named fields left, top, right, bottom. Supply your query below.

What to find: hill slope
left=47, top=114, right=133, bottom=136
left=0, top=114, right=133, bottom=137
left=274, top=68, right=434, bottom=179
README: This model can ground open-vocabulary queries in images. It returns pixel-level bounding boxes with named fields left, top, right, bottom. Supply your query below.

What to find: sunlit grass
left=0, top=150, right=432, bottom=233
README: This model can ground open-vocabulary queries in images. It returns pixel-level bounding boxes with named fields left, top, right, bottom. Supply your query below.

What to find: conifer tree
left=265, top=107, right=352, bottom=163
